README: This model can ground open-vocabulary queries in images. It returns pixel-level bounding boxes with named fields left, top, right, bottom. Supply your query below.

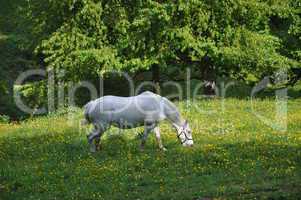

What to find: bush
left=0, top=114, right=10, bottom=123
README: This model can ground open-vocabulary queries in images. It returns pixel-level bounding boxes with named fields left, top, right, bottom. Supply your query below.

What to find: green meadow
left=1, top=98, right=301, bottom=200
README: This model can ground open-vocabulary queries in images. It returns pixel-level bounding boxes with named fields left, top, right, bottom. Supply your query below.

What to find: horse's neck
left=168, top=112, right=183, bottom=127
left=163, top=98, right=183, bottom=127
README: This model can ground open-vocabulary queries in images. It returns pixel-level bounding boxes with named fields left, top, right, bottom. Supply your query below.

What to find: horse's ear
left=184, top=120, right=188, bottom=128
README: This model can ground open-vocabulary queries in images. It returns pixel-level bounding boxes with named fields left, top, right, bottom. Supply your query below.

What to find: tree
left=17, top=0, right=301, bottom=98
left=0, top=0, right=36, bottom=118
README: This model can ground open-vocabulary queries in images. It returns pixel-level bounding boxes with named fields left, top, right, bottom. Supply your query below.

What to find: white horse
left=82, top=91, right=193, bottom=152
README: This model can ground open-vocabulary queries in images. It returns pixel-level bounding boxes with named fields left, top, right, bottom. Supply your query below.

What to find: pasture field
left=1, top=98, right=301, bottom=200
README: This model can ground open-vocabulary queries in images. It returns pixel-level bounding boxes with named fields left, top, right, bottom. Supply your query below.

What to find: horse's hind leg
left=94, top=136, right=101, bottom=151
left=88, top=123, right=107, bottom=152
left=87, top=126, right=99, bottom=153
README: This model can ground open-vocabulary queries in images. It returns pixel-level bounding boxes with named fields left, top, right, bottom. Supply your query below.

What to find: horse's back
left=100, top=91, right=162, bottom=111
left=84, top=91, right=167, bottom=125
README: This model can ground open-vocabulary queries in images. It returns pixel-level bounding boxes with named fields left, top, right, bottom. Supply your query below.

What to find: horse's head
left=175, top=120, right=193, bottom=147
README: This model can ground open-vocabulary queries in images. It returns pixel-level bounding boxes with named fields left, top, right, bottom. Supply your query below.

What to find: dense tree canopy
left=0, top=0, right=36, bottom=118
left=0, top=0, right=300, bottom=118
left=27, top=0, right=300, bottom=81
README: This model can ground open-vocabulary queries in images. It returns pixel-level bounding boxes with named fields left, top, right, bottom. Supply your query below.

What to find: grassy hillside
left=1, top=99, right=301, bottom=199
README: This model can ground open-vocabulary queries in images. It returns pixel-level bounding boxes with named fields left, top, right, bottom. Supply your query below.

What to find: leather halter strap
left=177, top=128, right=192, bottom=144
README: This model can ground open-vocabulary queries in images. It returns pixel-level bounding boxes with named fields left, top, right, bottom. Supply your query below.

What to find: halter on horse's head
left=175, top=120, right=193, bottom=147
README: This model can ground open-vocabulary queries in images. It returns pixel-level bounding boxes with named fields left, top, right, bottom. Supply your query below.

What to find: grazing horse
left=82, top=91, right=193, bottom=152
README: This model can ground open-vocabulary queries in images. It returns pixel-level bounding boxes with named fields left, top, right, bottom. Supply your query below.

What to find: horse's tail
left=81, top=102, right=92, bottom=126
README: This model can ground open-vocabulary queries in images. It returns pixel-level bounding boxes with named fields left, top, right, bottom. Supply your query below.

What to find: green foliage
left=1, top=99, right=301, bottom=199
left=1, top=0, right=301, bottom=118
left=17, top=82, right=48, bottom=113
left=24, top=0, right=300, bottom=83
left=0, top=115, right=10, bottom=123
left=0, top=0, right=38, bottom=118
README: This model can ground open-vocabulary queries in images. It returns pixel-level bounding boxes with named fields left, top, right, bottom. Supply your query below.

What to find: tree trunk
left=7, top=78, right=14, bottom=96
left=152, top=64, right=160, bottom=94
left=201, top=56, right=216, bottom=96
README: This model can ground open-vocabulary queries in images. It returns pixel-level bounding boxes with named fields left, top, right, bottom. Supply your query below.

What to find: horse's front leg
left=140, top=122, right=156, bottom=151
left=154, top=126, right=167, bottom=151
